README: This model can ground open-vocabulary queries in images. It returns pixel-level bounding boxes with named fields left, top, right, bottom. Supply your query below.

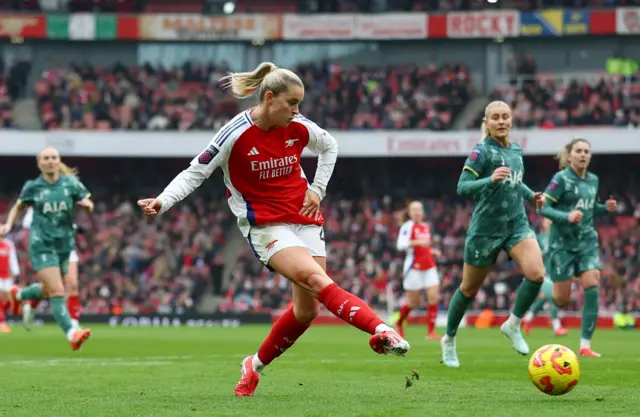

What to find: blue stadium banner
left=520, top=9, right=590, bottom=36
left=562, top=10, right=589, bottom=35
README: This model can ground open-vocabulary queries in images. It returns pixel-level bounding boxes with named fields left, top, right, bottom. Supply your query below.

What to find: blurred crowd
left=0, top=0, right=632, bottom=13
left=36, top=62, right=239, bottom=131
left=3, top=193, right=231, bottom=316
left=35, top=60, right=471, bottom=131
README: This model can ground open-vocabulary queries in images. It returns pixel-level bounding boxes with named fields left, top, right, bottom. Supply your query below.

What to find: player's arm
left=520, top=183, right=536, bottom=203
left=538, top=174, right=570, bottom=223
left=296, top=115, right=338, bottom=201
left=593, top=178, right=614, bottom=216
left=8, top=240, right=19, bottom=278
left=21, top=206, right=34, bottom=229
left=457, top=146, right=493, bottom=196
left=157, top=140, right=227, bottom=215
left=73, top=179, right=94, bottom=212
left=2, top=182, right=33, bottom=233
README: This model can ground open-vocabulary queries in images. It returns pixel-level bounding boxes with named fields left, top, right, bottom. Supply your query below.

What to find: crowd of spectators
left=35, top=60, right=472, bottom=131
left=0, top=0, right=632, bottom=13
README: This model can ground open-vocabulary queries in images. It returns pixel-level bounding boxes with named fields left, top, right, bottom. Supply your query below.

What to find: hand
left=76, top=198, right=94, bottom=212
left=491, top=167, right=511, bottom=183
left=0, top=223, right=10, bottom=236
left=137, top=198, right=163, bottom=218
left=299, top=189, right=321, bottom=220
left=533, top=192, right=546, bottom=209
left=568, top=210, right=583, bottom=224
left=606, top=195, right=617, bottom=213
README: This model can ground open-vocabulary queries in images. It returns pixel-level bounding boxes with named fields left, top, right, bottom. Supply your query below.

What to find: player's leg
left=235, top=258, right=321, bottom=396
left=64, top=251, right=81, bottom=328
left=255, top=225, right=408, bottom=353
left=522, top=294, right=546, bottom=335
left=576, top=249, right=602, bottom=357
left=442, top=235, right=497, bottom=367
left=501, top=233, right=545, bottom=355
left=395, top=271, right=421, bottom=338
left=424, top=267, right=440, bottom=340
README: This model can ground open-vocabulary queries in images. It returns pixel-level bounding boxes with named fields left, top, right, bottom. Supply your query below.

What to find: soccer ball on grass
left=528, top=344, right=580, bottom=396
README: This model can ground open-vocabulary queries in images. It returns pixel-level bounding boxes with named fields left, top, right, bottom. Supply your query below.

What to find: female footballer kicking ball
left=539, top=138, right=616, bottom=357
left=138, top=62, right=410, bottom=397
left=441, top=101, right=547, bottom=368
left=0, top=147, right=92, bottom=350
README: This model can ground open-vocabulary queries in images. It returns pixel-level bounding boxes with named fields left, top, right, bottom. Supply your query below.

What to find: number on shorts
left=319, top=229, right=325, bottom=241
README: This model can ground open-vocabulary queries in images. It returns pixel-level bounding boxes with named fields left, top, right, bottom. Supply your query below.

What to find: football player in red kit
left=0, top=236, right=20, bottom=332
left=395, top=201, right=441, bottom=340
left=137, top=61, right=410, bottom=397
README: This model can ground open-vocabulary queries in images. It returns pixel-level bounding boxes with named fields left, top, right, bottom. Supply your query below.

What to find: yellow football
left=528, top=344, right=580, bottom=396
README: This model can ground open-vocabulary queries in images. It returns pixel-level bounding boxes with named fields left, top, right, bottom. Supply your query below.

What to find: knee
left=65, top=279, right=79, bottom=295
left=460, top=282, right=480, bottom=298
left=293, top=302, right=320, bottom=324
left=297, top=269, right=332, bottom=294
left=523, top=264, right=545, bottom=283
left=553, top=295, right=570, bottom=308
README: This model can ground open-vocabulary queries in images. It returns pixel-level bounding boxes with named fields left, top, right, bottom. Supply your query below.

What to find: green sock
left=581, top=286, right=599, bottom=341
left=18, top=283, right=42, bottom=301
left=511, top=278, right=542, bottom=318
left=446, top=288, right=474, bottom=337
left=541, top=278, right=554, bottom=301
left=50, top=296, right=73, bottom=334
left=530, top=298, right=546, bottom=316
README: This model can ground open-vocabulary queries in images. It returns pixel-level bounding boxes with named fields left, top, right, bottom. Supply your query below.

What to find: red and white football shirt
left=0, top=239, right=19, bottom=279
left=158, top=111, right=338, bottom=237
left=396, top=220, right=436, bottom=272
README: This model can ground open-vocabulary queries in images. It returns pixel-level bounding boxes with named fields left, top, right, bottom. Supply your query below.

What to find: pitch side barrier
left=6, top=313, right=272, bottom=328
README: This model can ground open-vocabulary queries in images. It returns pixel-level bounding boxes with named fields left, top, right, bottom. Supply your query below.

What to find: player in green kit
left=0, top=147, right=93, bottom=350
left=539, top=138, right=616, bottom=358
left=441, top=101, right=547, bottom=368
left=522, top=218, right=569, bottom=336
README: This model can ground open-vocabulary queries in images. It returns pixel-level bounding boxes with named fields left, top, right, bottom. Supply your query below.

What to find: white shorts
left=403, top=267, right=439, bottom=291
left=69, top=250, right=79, bottom=263
left=247, top=223, right=326, bottom=268
left=0, top=278, right=14, bottom=293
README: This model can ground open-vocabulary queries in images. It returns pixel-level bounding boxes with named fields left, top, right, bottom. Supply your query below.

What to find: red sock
left=397, top=304, right=412, bottom=324
left=427, top=304, right=438, bottom=333
left=317, top=283, right=384, bottom=335
left=29, top=299, right=41, bottom=308
left=0, top=300, right=6, bottom=323
left=67, top=295, right=81, bottom=321
left=257, top=305, right=311, bottom=366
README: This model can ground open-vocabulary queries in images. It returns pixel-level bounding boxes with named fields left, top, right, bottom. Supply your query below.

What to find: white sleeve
left=157, top=139, right=229, bottom=215
left=295, top=115, right=338, bottom=201
left=396, top=222, right=412, bottom=251
left=9, top=241, right=19, bottom=276
left=22, top=206, right=34, bottom=229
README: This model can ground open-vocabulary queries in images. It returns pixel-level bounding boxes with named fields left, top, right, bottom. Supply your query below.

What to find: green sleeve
left=71, top=178, right=91, bottom=202
left=594, top=202, right=609, bottom=216
left=17, top=180, right=36, bottom=205
left=521, top=183, right=535, bottom=203
left=457, top=170, right=493, bottom=196
left=538, top=174, right=570, bottom=223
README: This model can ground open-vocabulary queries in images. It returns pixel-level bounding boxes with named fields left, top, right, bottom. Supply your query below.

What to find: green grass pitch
left=0, top=325, right=638, bottom=416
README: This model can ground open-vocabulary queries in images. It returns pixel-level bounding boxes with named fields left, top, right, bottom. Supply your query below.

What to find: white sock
left=552, top=319, right=561, bottom=331
left=524, top=311, right=534, bottom=322
left=375, top=323, right=393, bottom=334
left=442, top=334, right=455, bottom=344
left=66, top=328, right=76, bottom=341
left=507, top=313, right=522, bottom=328
left=580, top=338, right=591, bottom=350
left=252, top=353, right=265, bottom=373
left=16, top=290, right=22, bottom=301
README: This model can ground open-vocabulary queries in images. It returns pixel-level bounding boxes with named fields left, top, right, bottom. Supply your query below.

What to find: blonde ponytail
left=480, top=122, right=489, bottom=141
left=220, top=61, right=304, bottom=101
left=556, top=137, right=590, bottom=169
left=59, top=161, right=78, bottom=177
